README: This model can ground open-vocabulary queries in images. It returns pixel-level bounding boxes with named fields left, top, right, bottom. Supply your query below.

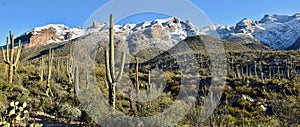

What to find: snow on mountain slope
left=16, top=24, right=85, bottom=48
left=16, top=17, right=202, bottom=49
left=17, top=13, right=300, bottom=50
left=201, top=13, right=300, bottom=50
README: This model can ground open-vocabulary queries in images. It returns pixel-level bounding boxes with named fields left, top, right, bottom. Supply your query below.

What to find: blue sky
left=1, top=0, right=300, bottom=46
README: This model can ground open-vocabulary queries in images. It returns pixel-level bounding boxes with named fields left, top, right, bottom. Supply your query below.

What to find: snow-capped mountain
left=201, top=13, right=300, bottom=50
left=15, top=14, right=300, bottom=50
left=16, top=17, right=201, bottom=49
left=16, top=24, right=84, bottom=48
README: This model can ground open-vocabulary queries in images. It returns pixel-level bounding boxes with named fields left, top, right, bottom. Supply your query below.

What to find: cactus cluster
left=0, top=101, right=42, bottom=127
left=0, top=101, right=29, bottom=126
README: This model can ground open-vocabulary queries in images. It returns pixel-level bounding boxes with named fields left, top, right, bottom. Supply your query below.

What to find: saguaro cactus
left=86, top=70, right=89, bottom=89
left=254, top=61, right=258, bottom=77
left=74, top=66, right=79, bottom=94
left=147, top=68, right=153, bottom=96
left=277, top=65, right=281, bottom=79
left=105, top=14, right=126, bottom=108
left=66, top=56, right=73, bottom=84
left=1, top=31, right=22, bottom=84
left=259, top=61, right=264, bottom=83
left=39, top=55, right=44, bottom=82
left=286, top=58, right=290, bottom=79
left=46, top=48, right=53, bottom=96
left=67, top=46, right=74, bottom=84
left=135, top=57, right=139, bottom=95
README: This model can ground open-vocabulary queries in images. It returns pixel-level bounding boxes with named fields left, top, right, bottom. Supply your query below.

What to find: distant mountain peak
left=201, top=13, right=300, bottom=50
left=259, top=13, right=298, bottom=23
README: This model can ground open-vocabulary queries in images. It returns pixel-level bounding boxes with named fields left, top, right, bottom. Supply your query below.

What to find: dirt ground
left=29, top=111, right=84, bottom=127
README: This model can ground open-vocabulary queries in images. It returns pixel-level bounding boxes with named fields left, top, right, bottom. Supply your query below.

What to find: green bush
left=58, top=103, right=81, bottom=120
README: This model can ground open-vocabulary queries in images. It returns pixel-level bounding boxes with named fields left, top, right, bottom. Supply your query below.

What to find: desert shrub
left=58, top=103, right=81, bottom=120
left=224, top=114, right=238, bottom=124
left=40, top=97, right=55, bottom=113
left=0, top=82, right=13, bottom=93
left=0, top=92, right=8, bottom=114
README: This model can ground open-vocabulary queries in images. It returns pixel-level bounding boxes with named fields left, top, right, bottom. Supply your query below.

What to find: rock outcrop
left=15, top=24, right=84, bottom=48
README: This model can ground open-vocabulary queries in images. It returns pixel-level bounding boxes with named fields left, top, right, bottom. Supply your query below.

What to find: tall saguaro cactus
left=105, top=14, right=126, bottom=108
left=67, top=46, right=74, bottom=84
left=1, top=31, right=22, bottom=84
left=135, top=57, right=139, bottom=95
left=66, top=56, right=73, bottom=84
left=254, top=61, right=258, bottom=77
left=259, top=61, right=264, bottom=83
left=74, top=66, right=79, bottom=95
left=39, top=55, right=44, bottom=82
left=46, top=48, right=54, bottom=96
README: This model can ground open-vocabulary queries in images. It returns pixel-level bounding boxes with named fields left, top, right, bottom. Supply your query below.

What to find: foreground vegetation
left=0, top=15, right=299, bottom=126
left=0, top=38, right=298, bottom=126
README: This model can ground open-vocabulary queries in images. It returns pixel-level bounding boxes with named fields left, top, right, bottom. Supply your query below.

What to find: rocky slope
left=15, top=24, right=84, bottom=48
left=201, top=13, right=300, bottom=50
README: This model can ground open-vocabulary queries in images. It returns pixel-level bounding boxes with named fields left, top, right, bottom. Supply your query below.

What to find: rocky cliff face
left=15, top=24, right=84, bottom=48
left=24, top=27, right=56, bottom=48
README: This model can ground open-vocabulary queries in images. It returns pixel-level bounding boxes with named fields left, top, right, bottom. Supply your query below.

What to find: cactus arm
left=105, top=48, right=113, bottom=84
left=2, top=37, right=9, bottom=63
left=2, top=47, right=9, bottom=64
left=5, top=37, right=10, bottom=62
left=116, top=51, right=126, bottom=82
left=13, top=40, right=22, bottom=67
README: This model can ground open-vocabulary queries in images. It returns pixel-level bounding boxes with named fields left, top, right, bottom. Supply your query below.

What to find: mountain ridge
left=13, top=17, right=202, bottom=49
left=201, top=13, right=300, bottom=50
left=6, top=13, right=300, bottom=50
